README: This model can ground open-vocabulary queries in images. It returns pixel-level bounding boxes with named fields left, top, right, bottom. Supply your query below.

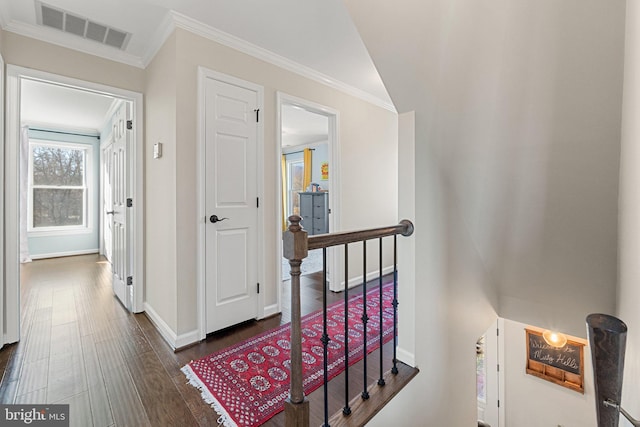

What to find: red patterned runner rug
left=182, top=281, right=395, bottom=427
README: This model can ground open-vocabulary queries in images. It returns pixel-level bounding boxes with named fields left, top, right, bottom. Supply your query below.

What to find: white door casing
left=4, top=66, right=145, bottom=345
left=203, top=72, right=262, bottom=334
left=111, top=102, right=132, bottom=310
left=275, top=92, right=341, bottom=304
left=102, top=139, right=114, bottom=263
left=478, top=319, right=501, bottom=426
left=0, top=53, right=5, bottom=345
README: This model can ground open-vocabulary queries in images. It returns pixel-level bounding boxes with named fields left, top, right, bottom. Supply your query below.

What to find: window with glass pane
left=30, top=143, right=87, bottom=228
left=288, top=160, right=304, bottom=216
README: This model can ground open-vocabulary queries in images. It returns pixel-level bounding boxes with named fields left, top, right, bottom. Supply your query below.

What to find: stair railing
left=283, top=215, right=414, bottom=427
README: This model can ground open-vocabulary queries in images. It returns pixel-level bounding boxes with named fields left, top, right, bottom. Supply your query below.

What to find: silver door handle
left=106, top=211, right=116, bottom=215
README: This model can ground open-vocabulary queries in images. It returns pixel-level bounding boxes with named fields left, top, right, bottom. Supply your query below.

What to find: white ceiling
left=281, top=104, right=328, bottom=148
left=0, top=0, right=393, bottom=109
left=20, top=78, right=117, bottom=133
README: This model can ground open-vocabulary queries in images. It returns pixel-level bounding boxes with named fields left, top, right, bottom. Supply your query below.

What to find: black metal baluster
left=322, top=248, right=330, bottom=427
left=361, top=240, right=370, bottom=400
left=378, top=237, right=385, bottom=386
left=392, top=235, right=399, bottom=375
left=343, top=243, right=351, bottom=416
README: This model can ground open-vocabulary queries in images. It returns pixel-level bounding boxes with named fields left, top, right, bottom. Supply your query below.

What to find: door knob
left=210, top=215, right=229, bottom=223
left=106, top=211, right=115, bottom=215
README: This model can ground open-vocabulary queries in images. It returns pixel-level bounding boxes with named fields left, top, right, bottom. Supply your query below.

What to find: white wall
left=143, top=32, right=179, bottom=332
left=503, top=319, right=595, bottom=427
left=142, top=28, right=399, bottom=337
left=1, top=31, right=145, bottom=93
left=0, top=26, right=398, bottom=346
left=618, top=2, right=640, bottom=426
left=347, top=0, right=625, bottom=425
left=310, top=142, right=330, bottom=191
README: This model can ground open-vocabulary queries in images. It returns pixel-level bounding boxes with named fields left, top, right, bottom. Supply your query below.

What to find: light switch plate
left=153, top=142, right=163, bottom=159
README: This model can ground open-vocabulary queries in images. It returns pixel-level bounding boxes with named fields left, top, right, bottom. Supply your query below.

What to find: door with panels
left=110, top=102, right=131, bottom=310
left=204, top=73, right=261, bottom=334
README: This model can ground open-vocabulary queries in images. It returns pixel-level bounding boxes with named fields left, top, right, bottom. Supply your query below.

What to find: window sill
left=28, top=227, right=93, bottom=237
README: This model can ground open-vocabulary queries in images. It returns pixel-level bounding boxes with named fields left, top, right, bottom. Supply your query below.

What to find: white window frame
left=286, top=157, right=304, bottom=217
left=28, top=139, right=93, bottom=236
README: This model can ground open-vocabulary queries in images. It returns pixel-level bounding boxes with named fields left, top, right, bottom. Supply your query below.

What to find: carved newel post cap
left=283, top=215, right=308, bottom=261
left=288, top=215, right=303, bottom=232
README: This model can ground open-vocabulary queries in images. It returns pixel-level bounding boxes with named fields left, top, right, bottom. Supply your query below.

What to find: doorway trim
left=4, top=65, right=145, bottom=344
left=196, top=67, right=266, bottom=341
left=276, top=92, right=341, bottom=304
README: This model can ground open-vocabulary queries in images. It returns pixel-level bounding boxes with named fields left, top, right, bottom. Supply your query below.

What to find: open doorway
left=4, top=66, right=144, bottom=344
left=280, top=104, right=329, bottom=280
left=477, top=318, right=504, bottom=427
left=277, top=94, right=340, bottom=295
left=19, top=79, right=115, bottom=262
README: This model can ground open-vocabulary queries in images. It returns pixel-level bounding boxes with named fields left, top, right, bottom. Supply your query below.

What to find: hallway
left=0, top=255, right=383, bottom=426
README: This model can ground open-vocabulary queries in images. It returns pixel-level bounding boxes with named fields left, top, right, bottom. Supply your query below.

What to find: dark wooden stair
left=328, top=362, right=419, bottom=427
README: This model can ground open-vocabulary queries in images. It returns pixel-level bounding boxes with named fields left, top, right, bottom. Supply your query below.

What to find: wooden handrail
left=308, top=219, right=414, bottom=250
left=282, top=215, right=414, bottom=427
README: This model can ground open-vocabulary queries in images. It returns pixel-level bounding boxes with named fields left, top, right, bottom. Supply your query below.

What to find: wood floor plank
left=95, top=338, right=126, bottom=373
left=15, top=387, right=47, bottom=404
left=0, top=347, right=23, bottom=384
left=0, top=380, right=18, bottom=404
left=47, top=353, right=88, bottom=402
left=50, top=322, right=82, bottom=358
left=170, top=371, right=221, bottom=427
left=87, top=384, right=115, bottom=427
left=126, top=351, right=198, bottom=427
left=53, top=390, right=93, bottom=427
left=102, top=365, right=151, bottom=427
left=81, top=334, right=115, bottom=427
left=23, top=320, right=51, bottom=363
left=32, top=307, right=53, bottom=324
left=16, top=359, right=49, bottom=396
left=109, top=316, right=153, bottom=360
left=0, top=255, right=406, bottom=427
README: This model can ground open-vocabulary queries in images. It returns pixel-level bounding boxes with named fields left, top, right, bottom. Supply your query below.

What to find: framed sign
left=525, top=328, right=585, bottom=393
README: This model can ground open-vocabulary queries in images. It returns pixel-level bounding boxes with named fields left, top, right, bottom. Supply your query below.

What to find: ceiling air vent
left=36, top=1, right=131, bottom=50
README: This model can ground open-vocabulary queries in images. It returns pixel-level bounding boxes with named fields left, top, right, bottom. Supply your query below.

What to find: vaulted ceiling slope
left=0, top=0, right=393, bottom=110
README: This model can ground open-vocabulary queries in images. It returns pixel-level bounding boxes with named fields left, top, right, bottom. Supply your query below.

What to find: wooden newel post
left=283, top=215, right=310, bottom=427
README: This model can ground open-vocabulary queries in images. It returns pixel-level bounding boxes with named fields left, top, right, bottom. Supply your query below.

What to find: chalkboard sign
left=525, top=328, right=585, bottom=393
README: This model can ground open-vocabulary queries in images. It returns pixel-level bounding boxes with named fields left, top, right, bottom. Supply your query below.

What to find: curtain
left=303, top=148, right=312, bottom=192
left=281, top=154, right=288, bottom=232
left=20, top=126, right=32, bottom=263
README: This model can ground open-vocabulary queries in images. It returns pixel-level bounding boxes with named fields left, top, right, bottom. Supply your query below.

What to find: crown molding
left=0, top=6, right=8, bottom=29
left=141, top=11, right=176, bottom=68
left=3, top=19, right=145, bottom=69
left=168, top=11, right=396, bottom=112
left=2, top=10, right=395, bottom=112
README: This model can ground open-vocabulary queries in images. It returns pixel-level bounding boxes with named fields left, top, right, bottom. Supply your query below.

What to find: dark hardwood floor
left=0, top=255, right=397, bottom=427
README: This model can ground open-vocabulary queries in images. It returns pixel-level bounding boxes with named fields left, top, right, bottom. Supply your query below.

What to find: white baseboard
left=29, top=249, right=99, bottom=260
left=341, top=265, right=395, bottom=290
left=144, top=303, right=200, bottom=350
left=397, top=346, right=416, bottom=367
left=144, top=302, right=179, bottom=350
left=175, top=329, right=200, bottom=349
left=263, top=303, right=280, bottom=318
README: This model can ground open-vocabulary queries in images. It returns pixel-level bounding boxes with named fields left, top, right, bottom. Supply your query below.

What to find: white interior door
left=479, top=318, right=500, bottom=427
left=111, top=102, right=131, bottom=310
left=102, top=140, right=113, bottom=263
left=205, top=75, right=259, bottom=334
